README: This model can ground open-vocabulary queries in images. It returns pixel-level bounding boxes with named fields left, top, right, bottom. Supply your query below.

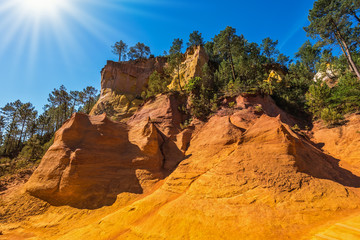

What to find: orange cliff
left=90, top=46, right=209, bottom=121
left=1, top=93, right=360, bottom=240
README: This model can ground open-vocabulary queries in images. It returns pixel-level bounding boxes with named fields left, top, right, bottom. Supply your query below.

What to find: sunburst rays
left=0, top=0, right=163, bottom=80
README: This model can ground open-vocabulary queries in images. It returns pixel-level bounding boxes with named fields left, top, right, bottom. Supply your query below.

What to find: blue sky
left=0, top=0, right=316, bottom=111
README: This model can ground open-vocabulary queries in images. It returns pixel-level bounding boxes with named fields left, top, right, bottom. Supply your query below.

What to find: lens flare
left=22, top=0, right=63, bottom=16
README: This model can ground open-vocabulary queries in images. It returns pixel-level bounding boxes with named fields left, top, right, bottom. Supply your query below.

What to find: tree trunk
left=18, top=116, right=27, bottom=147
left=351, top=10, right=360, bottom=23
left=332, top=20, right=360, bottom=80
left=227, top=45, right=236, bottom=81
left=341, top=37, right=360, bottom=80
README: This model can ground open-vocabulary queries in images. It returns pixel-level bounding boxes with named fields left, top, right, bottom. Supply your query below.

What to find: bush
left=19, top=135, right=43, bottom=162
left=142, top=71, right=171, bottom=99
left=320, top=108, right=343, bottom=126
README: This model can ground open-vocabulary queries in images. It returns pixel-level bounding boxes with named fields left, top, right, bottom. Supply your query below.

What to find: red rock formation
left=91, top=46, right=209, bottom=120
left=52, top=113, right=360, bottom=240
left=128, top=94, right=187, bottom=171
left=312, top=114, right=360, bottom=173
left=3, top=94, right=360, bottom=240
left=25, top=113, right=165, bottom=209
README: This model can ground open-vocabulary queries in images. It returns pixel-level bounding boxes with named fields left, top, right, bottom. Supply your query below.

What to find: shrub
left=320, top=108, right=343, bottom=126
left=254, top=105, right=263, bottom=113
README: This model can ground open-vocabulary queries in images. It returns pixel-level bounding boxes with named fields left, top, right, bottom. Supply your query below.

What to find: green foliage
left=0, top=85, right=97, bottom=164
left=305, top=0, right=360, bottom=80
left=271, top=62, right=314, bottom=115
left=185, top=75, right=218, bottom=120
left=187, top=30, right=204, bottom=48
left=328, top=72, right=360, bottom=113
left=306, top=82, right=332, bottom=118
left=291, top=124, right=301, bottom=131
left=254, top=105, right=263, bottom=113
left=79, top=86, right=98, bottom=114
left=260, top=37, right=279, bottom=63
left=143, top=71, right=171, bottom=98
left=19, top=135, right=43, bottom=162
left=277, top=53, right=291, bottom=67
left=112, top=40, right=128, bottom=62
left=320, top=108, right=344, bottom=126
left=295, top=40, right=321, bottom=73
left=128, top=42, right=151, bottom=60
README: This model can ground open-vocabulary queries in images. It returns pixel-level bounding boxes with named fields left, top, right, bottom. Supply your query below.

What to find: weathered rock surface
left=2, top=94, right=360, bottom=240
left=51, top=114, right=360, bottom=240
left=25, top=113, right=165, bottom=209
left=128, top=94, right=187, bottom=171
left=168, top=46, right=209, bottom=90
left=312, top=114, right=360, bottom=173
left=91, top=46, right=209, bottom=120
left=90, top=57, right=167, bottom=120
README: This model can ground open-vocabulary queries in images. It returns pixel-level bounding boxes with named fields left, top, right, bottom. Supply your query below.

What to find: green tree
left=260, top=37, right=280, bottom=63
left=70, top=90, right=81, bottom=114
left=17, top=103, right=37, bottom=147
left=19, top=135, right=43, bottom=162
left=47, top=85, right=70, bottom=129
left=79, top=86, right=98, bottom=114
left=305, top=82, right=332, bottom=118
left=169, top=38, right=185, bottom=91
left=295, top=40, right=321, bottom=73
left=305, top=0, right=360, bottom=80
left=128, top=42, right=151, bottom=60
left=112, top=40, right=128, bottom=62
left=340, top=0, right=360, bottom=23
left=36, top=112, right=51, bottom=137
left=277, top=53, right=291, bottom=67
left=187, top=30, right=204, bottom=48
left=143, top=71, right=170, bottom=98
left=213, top=26, right=241, bottom=81
left=1, top=100, right=22, bottom=156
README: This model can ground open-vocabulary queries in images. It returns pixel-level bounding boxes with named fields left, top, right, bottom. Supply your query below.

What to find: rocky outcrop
left=225, top=94, right=300, bottom=130
left=168, top=46, right=209, bottom=90
left=50, top=113, right=360, bottom=240
left=91, top=46, right=209, bottom=121
left=312, top=114, right=360, bottom=173
left=128, top=94, right=187, bottom=171
left=90, top=58, right=167, bottom=120
left=3, top=94, right=360, bottom=239
left=25, top=113, right=165, bottom=209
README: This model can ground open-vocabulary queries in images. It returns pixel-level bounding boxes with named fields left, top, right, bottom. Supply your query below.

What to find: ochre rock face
left=100, top=58, right=167, bottom=96
left=312, top=114, right=360, bottom=173
left=91, top=46, right=209, bottom=120
left=25, top=113, right=165, bottom=209
left=3, top=94, right=360, bottom=240
left=168, top=46, right=209, bottom=90
left=52, top=112, right=360, bottom=240
left=128, top=94, right=187, bottom=171
left=90, top=57, right=167, bottom=120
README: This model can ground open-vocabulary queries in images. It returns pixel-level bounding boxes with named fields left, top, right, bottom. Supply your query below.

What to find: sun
left=21, top=0, right=64, bottom=17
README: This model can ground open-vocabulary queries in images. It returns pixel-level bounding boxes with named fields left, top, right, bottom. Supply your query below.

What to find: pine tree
left=295, top=40, right=322, bottom=73
left=213, top=26, right=241, bottom=82
left=128, top=42, right=151, bottom=60
left=305, top=0, right=360, bottom=80
left=260, top=37, right=280, bottom=64
left=187, top=31, right=204, bottom=48
left=112, top=40, right=128, bottom=62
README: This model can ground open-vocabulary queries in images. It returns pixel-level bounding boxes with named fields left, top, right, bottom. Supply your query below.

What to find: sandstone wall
left=90, top=46, right=209, bottom=121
